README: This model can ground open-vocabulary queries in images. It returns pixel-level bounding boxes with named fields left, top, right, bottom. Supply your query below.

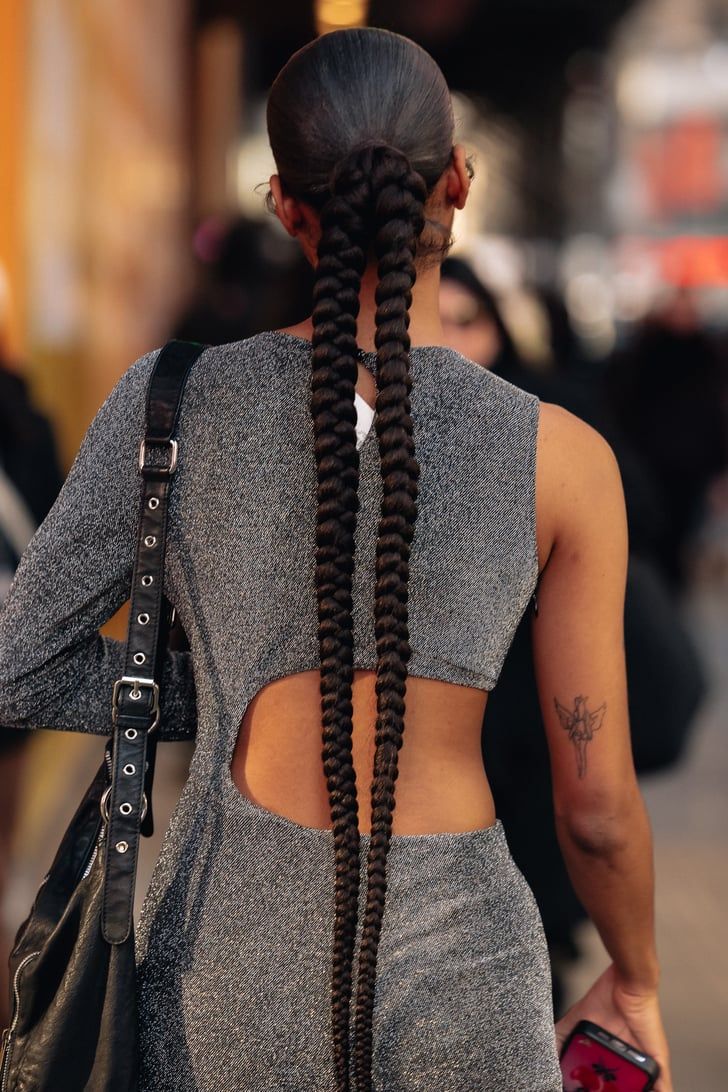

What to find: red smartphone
left=560, top=1020, right=660, bottom=1091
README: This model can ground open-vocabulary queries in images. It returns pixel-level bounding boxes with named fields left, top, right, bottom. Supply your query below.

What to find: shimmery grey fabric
left=136, top=785, right=561, bottom=1091
left=0, top=330, right=561, bottom=1090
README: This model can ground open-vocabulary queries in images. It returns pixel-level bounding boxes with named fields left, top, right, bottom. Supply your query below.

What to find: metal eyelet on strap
left=119, top=802, right=133, bottom=816
left=102, top=342, right=204, bottom=946
left=137, top=613, right=150, bottom=626
left=133, top=652, right=146, bottom=665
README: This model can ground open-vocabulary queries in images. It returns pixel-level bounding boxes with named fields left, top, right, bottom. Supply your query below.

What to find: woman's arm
left=0, top=351, right=196, bottom=740
left=533, top=403, right=672, bottom=1089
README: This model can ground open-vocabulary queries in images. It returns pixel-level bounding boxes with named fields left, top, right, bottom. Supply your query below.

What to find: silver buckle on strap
left=138, top=438, right=178, bottom=476
left=112, top=676, right=160, bottom=731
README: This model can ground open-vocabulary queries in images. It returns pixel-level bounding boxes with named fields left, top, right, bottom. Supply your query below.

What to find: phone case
left=560, top=1020, right=659, bottom=1091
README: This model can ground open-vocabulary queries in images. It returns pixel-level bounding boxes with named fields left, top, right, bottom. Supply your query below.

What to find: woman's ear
left=446, top=145, right=471, bottom=211
left=269, top=174, right=304, bottom=238
left=269, top=174, right=320, bottom=264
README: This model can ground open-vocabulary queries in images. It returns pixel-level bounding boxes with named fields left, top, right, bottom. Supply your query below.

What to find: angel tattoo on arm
left=554, top=695, right=607, bottom=778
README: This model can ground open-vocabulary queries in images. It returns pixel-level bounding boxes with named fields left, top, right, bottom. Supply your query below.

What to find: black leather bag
left=0, top=341, right=205, bottom=1092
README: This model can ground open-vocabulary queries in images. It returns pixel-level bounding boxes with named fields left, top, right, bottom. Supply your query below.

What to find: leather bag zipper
left=0, top=951, right=40, bottom=1091
left=81, top=823, right=106, bottom=881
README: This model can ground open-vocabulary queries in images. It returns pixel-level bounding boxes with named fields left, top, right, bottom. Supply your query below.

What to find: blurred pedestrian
left=0, top=352, right=62, bottom=1029
left=174, top=216, right=314, bottom=346
left=606, top=290, right=728, bottom=588
left=439, top=255, right=520, bottom=374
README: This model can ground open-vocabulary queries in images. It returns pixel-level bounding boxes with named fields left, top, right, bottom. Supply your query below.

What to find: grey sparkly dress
left=0, top=330, right=562, bottom=1091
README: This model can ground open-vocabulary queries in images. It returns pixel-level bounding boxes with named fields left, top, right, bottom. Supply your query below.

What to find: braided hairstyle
left=267, top=28, right=454, bottom=1091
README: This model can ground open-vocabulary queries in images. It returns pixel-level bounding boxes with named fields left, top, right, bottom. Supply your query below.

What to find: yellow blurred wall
left=0, top=2, right=28, bottom=360
left=12, top=0, right=194, bottom=467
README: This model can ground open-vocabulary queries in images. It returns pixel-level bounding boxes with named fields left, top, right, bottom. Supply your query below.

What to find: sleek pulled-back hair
left=267, top=28, right=454, bottom=1092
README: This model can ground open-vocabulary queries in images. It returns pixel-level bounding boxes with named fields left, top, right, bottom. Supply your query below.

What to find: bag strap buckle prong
left=111, top=676, right=160, bottom=732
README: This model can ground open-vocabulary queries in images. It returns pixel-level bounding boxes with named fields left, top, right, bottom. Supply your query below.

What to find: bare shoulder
left=536, top=402, right=625, bottom=560
left=538, top=402, right=621, bottom=495
left=538, top=400, right=617, bottom=468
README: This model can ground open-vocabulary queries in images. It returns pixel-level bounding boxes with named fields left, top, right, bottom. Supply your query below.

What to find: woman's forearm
left=555, top=791, right=660, bottom=991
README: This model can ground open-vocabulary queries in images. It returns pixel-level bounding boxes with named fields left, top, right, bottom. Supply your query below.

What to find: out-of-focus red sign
left=618, top=235, right=728, bottom=287
left=659, top=236, right=728, bottom=286
left=635, top=115, right=724, bottom=216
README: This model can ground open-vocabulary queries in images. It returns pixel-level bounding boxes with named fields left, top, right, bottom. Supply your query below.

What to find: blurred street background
left=1, top=1, right=727, bottom=1087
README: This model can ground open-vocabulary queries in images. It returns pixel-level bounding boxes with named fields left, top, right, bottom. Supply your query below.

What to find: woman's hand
left=555, top=963, right=673, bottom=1092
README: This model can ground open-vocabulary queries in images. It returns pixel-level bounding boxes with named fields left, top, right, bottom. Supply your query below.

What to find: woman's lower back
left=230, top=670, right=496, bottom=836
left=136, top=768, right=562, bottom=1091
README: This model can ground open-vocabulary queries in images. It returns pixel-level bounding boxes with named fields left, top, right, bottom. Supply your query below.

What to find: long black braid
left=311, top=144, right=426, bottom=1089
left=267, top=27, right=455, bottom=1091
left=310, top=153, right=370, bottom=1090
left=352, top=148, right=425, bottom=1092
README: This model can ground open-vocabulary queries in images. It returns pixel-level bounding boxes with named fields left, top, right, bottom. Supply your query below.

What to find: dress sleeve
left=0, top=350, right=197, bottom=740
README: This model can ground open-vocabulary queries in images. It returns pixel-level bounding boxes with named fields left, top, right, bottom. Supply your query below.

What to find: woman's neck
left=282, top=261, right=447, bottom=352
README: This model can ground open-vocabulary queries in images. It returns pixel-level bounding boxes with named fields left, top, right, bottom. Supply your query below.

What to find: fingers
left=652, top=1052, right=673, bottom=1092
left=553, top=1006, right=578, bottom=1053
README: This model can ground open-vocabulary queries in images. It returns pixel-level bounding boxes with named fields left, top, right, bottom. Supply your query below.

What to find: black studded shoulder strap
left=101, top=340, right=206, bottom=945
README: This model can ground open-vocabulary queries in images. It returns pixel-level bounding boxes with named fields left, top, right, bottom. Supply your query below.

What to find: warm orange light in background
left=0, top=1, right=28, bottom=360
left=636, top=116, right=724, bottom=218
left=315, top=0, right=369, bottom=36
left=618, top=235, right=728, bottom=290
left=659, top=236, right=728, bottom=287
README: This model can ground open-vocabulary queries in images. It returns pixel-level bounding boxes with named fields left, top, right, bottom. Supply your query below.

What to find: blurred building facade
left=1, top=1, right=193, bottom=463
left=3, top=0, right=727, bottom=462
left=2, top=1, right=723, bottom=453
